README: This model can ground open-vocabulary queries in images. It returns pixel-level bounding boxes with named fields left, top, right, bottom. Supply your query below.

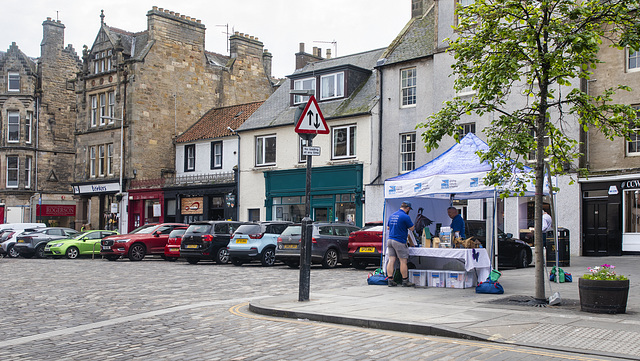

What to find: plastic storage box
left=446, top=271, right=476, bottom=288
left=427, top=270, right=446, bottom=288
left=408, top=270, right=428, bottom=287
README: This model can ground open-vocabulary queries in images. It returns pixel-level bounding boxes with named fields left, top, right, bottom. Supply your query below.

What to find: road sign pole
left=299, top=134, right=314, bottom=302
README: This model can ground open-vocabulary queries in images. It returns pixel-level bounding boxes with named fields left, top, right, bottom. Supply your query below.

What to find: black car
left=180, top=221, right=247, bottom=264
left=465, top=220, right=532, bottom=268
left=276, top=222, right=361, bottom=269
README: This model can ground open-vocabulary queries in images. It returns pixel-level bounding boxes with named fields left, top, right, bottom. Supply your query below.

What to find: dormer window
left=8, top=72, right=19, bottom=92
left=94, top=50, right=113, bottom=74
left=320, top=72, right=344, bottom=100
left=293, top=77, right=316, bottom=104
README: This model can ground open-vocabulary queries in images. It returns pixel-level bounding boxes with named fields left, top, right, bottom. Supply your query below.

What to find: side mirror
left=506, top=233, right=513, bottom=239
left=153, top=231, right=160, bottom=237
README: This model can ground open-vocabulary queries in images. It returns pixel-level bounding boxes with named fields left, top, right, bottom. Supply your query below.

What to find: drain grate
left=482, top=295, right=580, bottom=309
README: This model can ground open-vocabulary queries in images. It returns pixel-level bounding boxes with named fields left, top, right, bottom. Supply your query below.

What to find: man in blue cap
left=386, top=201, right=416, bottom=287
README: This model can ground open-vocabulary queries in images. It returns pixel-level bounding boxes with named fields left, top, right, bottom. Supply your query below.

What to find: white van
left=0, top=223, right=46, bottom=258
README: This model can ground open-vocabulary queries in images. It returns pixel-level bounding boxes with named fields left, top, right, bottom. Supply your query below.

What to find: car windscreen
left=168, top=229, right=186, bottom=238
left=234, top=224, right=261, bottom=235
left=129, top=224, right=158, bottom=234
left=363, top=226, right=383, bottom=232
left=280, top=226, right=301, bottom=236
left=185, top=224, right=212, bottom=235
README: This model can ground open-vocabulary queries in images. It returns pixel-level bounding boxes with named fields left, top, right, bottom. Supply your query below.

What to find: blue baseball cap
left=401, top=201, right=413, bottom=209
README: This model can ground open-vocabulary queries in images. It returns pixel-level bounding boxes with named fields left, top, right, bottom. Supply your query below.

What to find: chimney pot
left=299, top=43, right=305, bottom=52
left=153, top=6, right=158, bottom=10
left=158, top=8, right=164, bottom=12
left=326, top=49, right=332, bottom=59
left=47, top=17, right=52, bottom=21
left=196, top=19, right=201, bottom=24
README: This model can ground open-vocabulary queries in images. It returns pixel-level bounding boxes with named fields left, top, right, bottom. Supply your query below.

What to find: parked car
left=100, top=223, right=188, bottom=261
left=347, top=222, right=384, bottom=270
left=180, top=221, right=246, bottom=264
left=164, top=227, right=188, bottom=261
left=275, top=222, right=361, bottom=269
left=228, top=221, right=292, bottom=266
left=13, top=227, right=79, bottom=258
left=45, top=230, right=118, bottom=259
left=0, top=223, right=47, bottom=258
left=465, top=220, right=532, bottom=268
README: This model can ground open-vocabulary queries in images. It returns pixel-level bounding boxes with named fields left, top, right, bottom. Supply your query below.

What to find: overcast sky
left=2, top=0, right=410, bottom=78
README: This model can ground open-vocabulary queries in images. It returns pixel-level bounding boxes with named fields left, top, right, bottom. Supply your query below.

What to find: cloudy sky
left=2, top=0, right=411, bottom=78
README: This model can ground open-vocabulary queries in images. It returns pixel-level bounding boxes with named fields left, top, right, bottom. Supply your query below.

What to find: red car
left=164, top=227, right=188, bottom=261
left=100, top=223, right=188, bottom=261
left=347, top=222, right=383, bottom=270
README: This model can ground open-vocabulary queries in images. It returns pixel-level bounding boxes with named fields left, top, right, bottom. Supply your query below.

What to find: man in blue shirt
left=386, top=201, right=416, bottom=287
left=447, top=206, right=465, bottom=239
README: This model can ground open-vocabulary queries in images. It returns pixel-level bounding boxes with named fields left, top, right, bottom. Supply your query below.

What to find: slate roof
left=237, top=48, right=385, bottom=132
left=378, top=5, right=437, bottom=67
left=176, top=101, right=265, bottom=143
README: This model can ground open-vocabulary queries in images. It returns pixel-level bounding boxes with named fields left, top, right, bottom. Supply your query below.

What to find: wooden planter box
left=578, top=278, right=629, bottom=314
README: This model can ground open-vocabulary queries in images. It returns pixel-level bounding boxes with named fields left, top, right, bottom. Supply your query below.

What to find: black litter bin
left=545, top=228, right=570, bottom=267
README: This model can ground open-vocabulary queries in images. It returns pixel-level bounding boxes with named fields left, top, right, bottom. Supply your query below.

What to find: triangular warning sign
left=294, top=96, right=329, bottom=134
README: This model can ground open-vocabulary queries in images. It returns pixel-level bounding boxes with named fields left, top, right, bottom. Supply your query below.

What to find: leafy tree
left=418, top=0, right=640, bottom=301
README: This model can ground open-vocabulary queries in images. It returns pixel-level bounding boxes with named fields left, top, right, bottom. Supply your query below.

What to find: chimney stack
left=295, top=42, right=323, bottom=70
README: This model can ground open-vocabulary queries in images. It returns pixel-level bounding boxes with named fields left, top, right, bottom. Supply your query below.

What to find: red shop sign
left=36, top=204, right=76, bottom=217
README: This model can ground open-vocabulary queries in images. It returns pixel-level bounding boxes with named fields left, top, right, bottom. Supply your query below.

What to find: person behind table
left=447, top=206, right=465, bottom=239
left=386, top=201, right=416, bottom=287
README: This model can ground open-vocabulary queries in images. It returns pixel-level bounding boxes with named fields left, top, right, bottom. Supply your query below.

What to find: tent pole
left=493, top=189, right=498, bottom=271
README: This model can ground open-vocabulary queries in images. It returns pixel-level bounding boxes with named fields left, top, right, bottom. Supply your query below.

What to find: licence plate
left=235, top=239, right=247, bottom=244
left=17, top=240, right=25, bottom=243
left=102, top=246, right=111, bottom=250
left=359, top=247, right=375, bottom=253
left=284, top=244, right=297, bottom=249
left=186, top=244, right=198, bottom=249
left=44, top=247, right=50, bottom=251
left=170, top=247, right=179, bottom=252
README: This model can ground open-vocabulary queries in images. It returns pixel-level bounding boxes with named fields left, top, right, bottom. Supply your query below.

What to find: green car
left=44, top=230, right=119, bottom=259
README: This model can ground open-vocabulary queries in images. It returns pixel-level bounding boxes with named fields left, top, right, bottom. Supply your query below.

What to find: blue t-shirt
left=450, top=214, right=465, bottom=238
left=387, top=209, right=414, bottom=243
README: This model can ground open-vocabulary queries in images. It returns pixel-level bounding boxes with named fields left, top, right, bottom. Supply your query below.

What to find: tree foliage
left=417, top=0, right=640, bottom=300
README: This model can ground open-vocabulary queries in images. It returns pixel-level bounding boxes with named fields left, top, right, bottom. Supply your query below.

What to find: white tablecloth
left=407, top=248, right=491, bottom=282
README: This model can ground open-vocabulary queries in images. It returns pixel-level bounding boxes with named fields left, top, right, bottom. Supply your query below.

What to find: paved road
left=0, top=257, right=628, bottom=360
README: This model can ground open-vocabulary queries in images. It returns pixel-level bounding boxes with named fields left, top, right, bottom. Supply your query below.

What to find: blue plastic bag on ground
left=367, top=268, right=389, bottom=285
left=476, top=278, right=504, bottom=294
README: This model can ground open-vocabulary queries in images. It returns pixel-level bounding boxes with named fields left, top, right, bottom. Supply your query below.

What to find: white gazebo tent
left=383, top=133, right=551, bottom=270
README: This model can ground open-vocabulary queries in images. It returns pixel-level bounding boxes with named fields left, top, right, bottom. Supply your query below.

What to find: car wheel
left=105, top=256, right=119, bottom=261
left=165, top=256, right=178, bottom=262
left=352, top=259, right=368, bottom=270
left=516, top=249, right=529, bottom=269
left=35, top=244, right=46, bottom=259
left=260, top=247, right=276, bottom=267
left=187, top=257, right=200, bottom=265
left=215, top=247, right=229, bottom=264
left=128, top=244, right=146, bottom=261
left=7, top=245, right=20, bottom=258
left=321, top=248, right=339, bottom=269
left=65, top=247, right=79, bottom=259
left=284, top=260, right=299, bottom=269
left=230, top=257, right=244, bottom=266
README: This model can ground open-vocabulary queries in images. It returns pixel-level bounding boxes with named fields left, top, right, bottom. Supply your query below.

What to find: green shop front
left=264, top=164, right=363, bottom=227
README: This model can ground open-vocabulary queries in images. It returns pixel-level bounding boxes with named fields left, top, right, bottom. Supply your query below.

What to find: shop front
left=264, top=164, right=363, bottom=227
left=127, top=189, right=165, bottom=232
left=163, top=182, right=237, bottom=224
left=35, top=203, right=76, bottom=228
left=580, top=177, right=624, bottom=256
left=72, top=181, right=121, bottom=231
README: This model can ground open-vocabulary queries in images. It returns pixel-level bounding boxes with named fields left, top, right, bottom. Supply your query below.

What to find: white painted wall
left=175, top=137, right=238, bottom=176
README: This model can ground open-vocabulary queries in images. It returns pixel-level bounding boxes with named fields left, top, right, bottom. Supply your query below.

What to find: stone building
left=71, top=7, right=275, bottom=231
left=0, top=18, right=80, bottom=226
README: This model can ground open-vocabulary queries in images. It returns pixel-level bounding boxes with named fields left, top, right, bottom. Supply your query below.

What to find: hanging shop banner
left=181, top=197, right=204, bottom=215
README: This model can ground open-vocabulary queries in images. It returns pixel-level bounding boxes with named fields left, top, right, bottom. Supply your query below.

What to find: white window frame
left=627, top=47, right=640, bottom=73
left=255, top=135, right=276, bottom=166
left=108, top=91, right=115, bottom=123
left=99, top=93, right=106, bottom=126
left=185, top=144, right=195, bottom=172
left=400, top=132, right=416, bottom=172
left=107, top=143, right=114, bottom=175
left=91, top=95, right=98, bottom=127
left=211, top=141, right=223, bottom=169
left=320, top=72, right=344, bottom=100
left=24, top=156, right=32, bottom=189
left=627, top=106, right=640, bottom=156
left=459, top=122, right=476, bottom=138
left=7, top=111, right=20, bottom=143
left=455, top=71, right=476, bottom=97
left=293, top=77, right=316, bottom=104
left=8, top=72, right=20, bottom=92
left=401, top=68, right=417, bottom=107
left=6, top=156, right=19, bottom=188
left=89, top=146, right=96, bottom=178
left=98, top=144, right=105, bottom=176
left=332, top=125, right=357, bottom=159
left=25, top=111, right=32, bottom=144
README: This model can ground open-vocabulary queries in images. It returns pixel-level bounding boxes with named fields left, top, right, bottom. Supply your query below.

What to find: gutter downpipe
left=371, top=67, right=384, bottom=185
left=34, top=96, right=40, bottom=222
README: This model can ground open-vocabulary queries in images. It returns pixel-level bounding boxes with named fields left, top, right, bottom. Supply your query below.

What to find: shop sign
left=621, top=179, right=640, bottom=190
left=181, top=197, right=203, bottom=215
left=73, top=182, right=120, bottom=194
left=608, top=185, right=619, bottom=195
left=36, top=204, right=76, bottom=217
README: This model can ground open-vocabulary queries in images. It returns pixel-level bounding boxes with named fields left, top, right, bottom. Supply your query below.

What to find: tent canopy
left=385, top=133, right=547, bottom=200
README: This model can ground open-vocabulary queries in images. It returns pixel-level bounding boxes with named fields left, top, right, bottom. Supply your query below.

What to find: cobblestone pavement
left=0, top=258, right=628, bottom=360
